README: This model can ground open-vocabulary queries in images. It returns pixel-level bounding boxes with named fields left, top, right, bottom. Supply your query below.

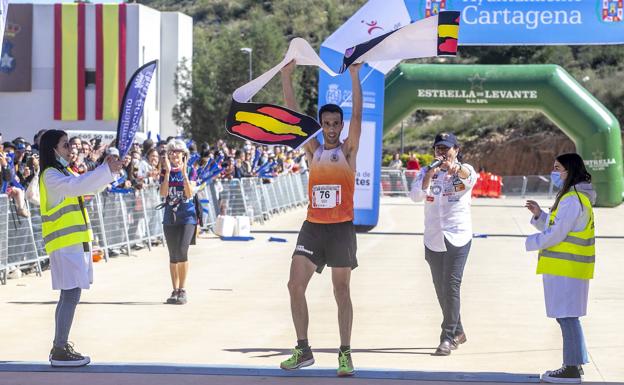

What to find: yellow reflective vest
left=537, top=191, right=595, bottom=280
left=39, top=168, right=93, bottom=255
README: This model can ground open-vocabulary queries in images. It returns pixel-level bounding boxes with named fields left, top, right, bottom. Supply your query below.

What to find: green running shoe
left=280, top=347, right=314, bottom=370
left=337, top=349, right=354, bottom=377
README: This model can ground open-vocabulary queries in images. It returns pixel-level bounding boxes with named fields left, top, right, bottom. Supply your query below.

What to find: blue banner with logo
left=320, top=0, right=623, bottom=229
left=116, top=60, right=157, bottom=158
left=319, top=47, right=385, bottom=229
left=405, top=0, right=624, bottom=45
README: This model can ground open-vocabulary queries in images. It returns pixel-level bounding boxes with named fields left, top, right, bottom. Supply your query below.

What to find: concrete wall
left=160, top=12, right=193, bottom=139
left=135, top=4, right=161, bottom=137
left=0, top=4, right=191, bottom=143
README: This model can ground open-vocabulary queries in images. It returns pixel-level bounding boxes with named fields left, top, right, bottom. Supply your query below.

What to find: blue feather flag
left=256, top=160, right=274, bottom=174
left=116, top=60, right=158, bottom=158
left=251, top=148, right=262, bottom=171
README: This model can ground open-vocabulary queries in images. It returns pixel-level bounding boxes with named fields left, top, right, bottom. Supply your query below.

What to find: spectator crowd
left=0, top=130, right=309, bottom=218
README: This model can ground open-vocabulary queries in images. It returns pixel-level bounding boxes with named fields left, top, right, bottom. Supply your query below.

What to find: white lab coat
left=525, top=183, right=595, bottom=318
left=42, top=163, right=116, bottom=290
left=410, top=163, right=477, bottom=252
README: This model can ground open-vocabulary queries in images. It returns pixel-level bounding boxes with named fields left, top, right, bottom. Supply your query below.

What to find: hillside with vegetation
left=139, top=0, right=623, bottom=175
left=384, top=46, right=624, bottom=174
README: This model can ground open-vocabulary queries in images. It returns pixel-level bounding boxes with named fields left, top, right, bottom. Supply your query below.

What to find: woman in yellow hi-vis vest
left=525, top=153, right=595, bottom=384
left=39, top=130, right=123, bottom=367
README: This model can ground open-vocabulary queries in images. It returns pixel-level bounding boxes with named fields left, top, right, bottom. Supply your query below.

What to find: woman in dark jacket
left=159, top=139, right=197, bottom=305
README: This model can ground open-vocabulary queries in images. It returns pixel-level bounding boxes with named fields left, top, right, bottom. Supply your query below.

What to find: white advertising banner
left=341, top=120, right=375, bottom=210
left=323, top=0, right=410, bottom=75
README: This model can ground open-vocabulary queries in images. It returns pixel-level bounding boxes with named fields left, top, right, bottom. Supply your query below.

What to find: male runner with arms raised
left=279, top=61, right=362, bottom=377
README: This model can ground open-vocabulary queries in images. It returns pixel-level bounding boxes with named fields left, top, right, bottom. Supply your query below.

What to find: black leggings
left=54, top=287, right=81, bottom=348
left=163, top=224, right=195, bottom=263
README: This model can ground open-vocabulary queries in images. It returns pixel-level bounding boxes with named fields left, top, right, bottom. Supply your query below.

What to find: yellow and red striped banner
left=96, top=3, right=126, bottom=121
left=53, top=3, right=85, bottom=120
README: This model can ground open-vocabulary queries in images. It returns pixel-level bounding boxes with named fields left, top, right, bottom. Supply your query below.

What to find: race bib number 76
left=312, top=184, right=341, bottom=209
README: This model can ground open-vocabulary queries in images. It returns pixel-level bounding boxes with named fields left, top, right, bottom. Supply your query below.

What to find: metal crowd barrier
left=274, top=175, right=295, bottom=211
left=218, top=179, right=249, bottom=218
left=0, top=195, right=8, bottom=284
left=211, top=174, right=310, bottom=226
left=299, top=173, right=309, bottom=201
left=196, top=184, right=218, bottom=230
left=380, top=168, right=556, bottom=198
left=1, top=169, right=561, bottom=285
left=0, top=185, right=167, bottom=282
left=0, top=174, right=311, bottom=285
left=122, top=191, right=152, bottom=251
left=8, top=201, right=43, bottom=277
left=263, top=180, right=281, bottom=214
left=240, top=178, right=267, bottom=223
left=142, top=185, right=165, bottom=243
left=86, top=194, right=109, bottom=258
left=98, top=192, right=132, bottom=257
left=501, top=175, right=556, bottom=197
left=380, top=168, right=410, bottom=196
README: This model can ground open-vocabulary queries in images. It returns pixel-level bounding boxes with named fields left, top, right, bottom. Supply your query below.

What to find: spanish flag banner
left=227, top=100, right=322, bottom=149
left=96, top=3, right=126, bottom=121
left=226, top=11, right=460, bottom=149
left=53, top=3, right=85, bottom=121
left=226, top=38, right=337, bottom=150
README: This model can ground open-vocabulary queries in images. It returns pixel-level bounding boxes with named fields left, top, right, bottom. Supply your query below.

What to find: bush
left=382, top=152, right=433, bottom=167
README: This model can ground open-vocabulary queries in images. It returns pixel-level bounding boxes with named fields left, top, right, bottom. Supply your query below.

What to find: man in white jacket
left=410, top=133, right=477, bottom=356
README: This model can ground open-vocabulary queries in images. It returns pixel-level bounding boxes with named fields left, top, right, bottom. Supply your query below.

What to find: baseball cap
left=433, top=133, right=458, bottom=148
left=2, top=141, right=16, bottom=150
left=106, top=147, right=120, bottom=157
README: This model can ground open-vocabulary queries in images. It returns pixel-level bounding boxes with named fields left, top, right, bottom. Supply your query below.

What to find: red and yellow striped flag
left=96, top=3, right=126, bottom=121
left=53, top=3, right=85, bottom=121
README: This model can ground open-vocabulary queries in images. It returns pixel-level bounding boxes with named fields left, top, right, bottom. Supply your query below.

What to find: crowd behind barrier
left=1, top=167, right=561, bottom=285
left=0, top=171, right=312, bottom=285
left=0, top=128, right=558, bottom=284
left=1, top=168, right=563, bottom=284
left=0, top=195, right=8, bottom=284
left=0, top=130, right=312, bottom=283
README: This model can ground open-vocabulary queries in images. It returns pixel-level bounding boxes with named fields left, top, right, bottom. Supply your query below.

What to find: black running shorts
left=292, top=220, right=358, bottom=273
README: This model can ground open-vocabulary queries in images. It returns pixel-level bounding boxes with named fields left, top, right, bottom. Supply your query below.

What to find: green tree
left=156, top=0, right=623, bottom=150
left=169, top=0, right=365, bottom=143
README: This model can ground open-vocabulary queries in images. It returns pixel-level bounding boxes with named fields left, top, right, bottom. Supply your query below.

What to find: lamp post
left=400, top=120, right=404, bottom=155
left=240, top=47, right=253, bottom=82
left=240, top=47, right=253, bottom=101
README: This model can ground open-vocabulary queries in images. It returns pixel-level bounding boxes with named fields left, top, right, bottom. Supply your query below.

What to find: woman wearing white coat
left=39, top=130, right=123, bottom=367
left=525, top=153, right=595, bottom=384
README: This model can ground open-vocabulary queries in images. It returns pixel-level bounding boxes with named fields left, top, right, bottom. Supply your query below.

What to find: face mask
left=55, top=150, right=69, bottom=168
left=551, top=171, right=564, bottom=188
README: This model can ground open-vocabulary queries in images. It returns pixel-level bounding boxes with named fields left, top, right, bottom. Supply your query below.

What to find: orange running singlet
left=306, top=144, right=355, bottom=224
